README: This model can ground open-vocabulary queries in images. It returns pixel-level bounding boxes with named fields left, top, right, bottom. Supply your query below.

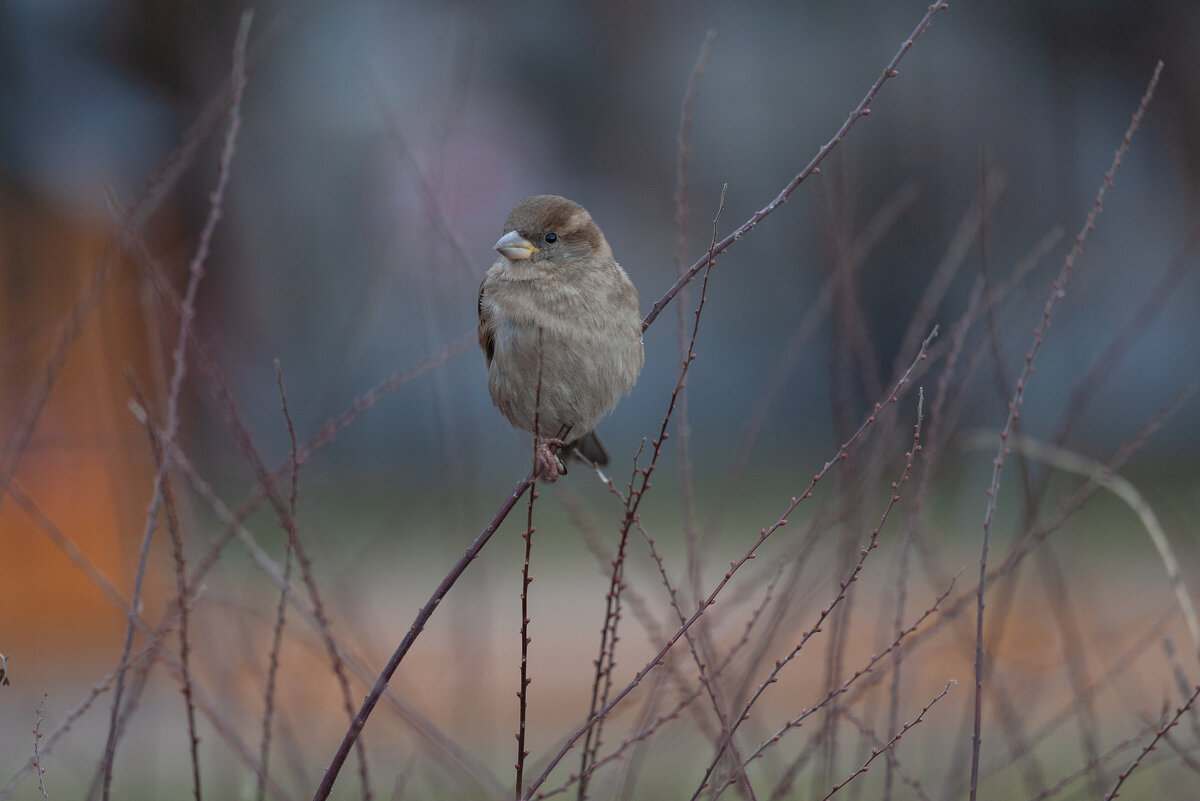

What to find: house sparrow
left=477, top=195, right=644, bottom=481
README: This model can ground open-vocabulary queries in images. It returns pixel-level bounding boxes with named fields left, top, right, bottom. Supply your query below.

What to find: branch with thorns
left=818, top=680, right=955, bottom=801
left=1104, top=685, right=1200, bottom=800
left=312, top=5, right=951, bottom=795
left=518, top=333, right=935, bottom=801
left=967, top=59, right=1164, bottom=801
left=694, top=386, right=928, bottom=801
left=100, top=14, right=253, bottom=801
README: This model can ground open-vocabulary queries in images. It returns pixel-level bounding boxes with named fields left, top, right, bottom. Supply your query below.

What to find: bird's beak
left=494, top=230, right=538, bottom=261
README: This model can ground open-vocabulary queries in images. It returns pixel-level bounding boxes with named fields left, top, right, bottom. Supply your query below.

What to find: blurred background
left=2, top=1, right=1199, bottom=798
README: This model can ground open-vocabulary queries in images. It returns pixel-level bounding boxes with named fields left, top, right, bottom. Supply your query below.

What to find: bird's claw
left=535, top=438, right=566, bottom=482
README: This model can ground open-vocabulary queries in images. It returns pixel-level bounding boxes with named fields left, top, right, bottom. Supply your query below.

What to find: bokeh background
left=2, top=1, right=1199, bottom=799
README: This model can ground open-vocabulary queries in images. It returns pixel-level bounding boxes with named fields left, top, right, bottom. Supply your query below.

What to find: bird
left=477, top=195, right=644, bottom=481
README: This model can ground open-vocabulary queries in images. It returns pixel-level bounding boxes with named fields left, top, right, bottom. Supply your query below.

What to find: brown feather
left=478, top=195, right=643, bottom=475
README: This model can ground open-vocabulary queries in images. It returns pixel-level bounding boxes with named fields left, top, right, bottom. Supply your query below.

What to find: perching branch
left=313, top=5, right=950, bottom=797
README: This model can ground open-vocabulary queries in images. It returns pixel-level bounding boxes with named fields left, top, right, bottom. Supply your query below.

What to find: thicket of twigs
left=4, top=4, right=1199, bottom=801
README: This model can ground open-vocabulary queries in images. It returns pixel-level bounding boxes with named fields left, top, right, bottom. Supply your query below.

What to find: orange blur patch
left=1, top=190, right=163, bottom=670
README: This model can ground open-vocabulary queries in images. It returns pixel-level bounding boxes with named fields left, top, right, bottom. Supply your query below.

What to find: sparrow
left=477, top=195, right=644, bottom=481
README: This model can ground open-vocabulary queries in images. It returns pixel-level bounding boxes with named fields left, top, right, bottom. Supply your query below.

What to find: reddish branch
left=100, top=14, right=252, bottom=801
left=516, top=329, right=547, bottom=798
left=641, top=2, right=949, bottom=332
left=127, top=377, right=203, bottom=801
left=313, top=4, right=950, bottom=797
left=1104, top=685, right=1200, bottom=800
left=257, top=362, right=302, bottom=801
left=967, top=60, right=1163, bottom=801
left=818, top=681, right=954, bottom=801
left=694, top=388, right=927, bottom=801
left=311, top=425, right=570, bottom=801
left=521, top=331, right=936, bottom=801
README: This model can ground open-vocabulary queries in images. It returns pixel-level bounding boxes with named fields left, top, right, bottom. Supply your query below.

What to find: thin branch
left=313, top=6, right=950, bottom=795
left=671, top=50, right=720, bottom=775
left=33, top=695, right=48, bottom=800
left=578, top=448, right=638, bottom=800
left=312, top=424, right=570, bottom=801
left=704, top=182, right=921, bottom=547
left=1024, top=726, right=1152, bottom=801
left=817, top=681, right=954, bottom=801
left=641, top=2, right=949, bottom=331
left=515, top=480, right=537, bottom=799
left=258, top=360, right=302, bottom=801
left=838, top=706, right=934, bottom=801
left=699, top=388, right=927, bottom=801
left=757, top=573, right=956, bottom=801
left=967, top=59, right=1163, bottom=801
left=583, top=186, right=731, bottom=798
left=675, top=27, right=717, bottom=609
left=522, top=332, right=937, bottom=801
left=965, top=429, right=1200, bottom=657
left=1104, top=685, right=1200, bottom=800
left=516, top=329, right=546, bottom=798
left=160, top=428, right=506, bottom=797
left=539, top=568, right=786, bottom=801
left=100, top=14, right=252, bottom=801
left=127, top=376, right=202, bottom=801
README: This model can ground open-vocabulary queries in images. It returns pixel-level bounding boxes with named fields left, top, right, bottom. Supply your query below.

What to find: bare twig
left=312, top=424, right=570, bottom=801
left=641, top=2, right=949, bottom=331
left=33, top=695, right=48, bottom=800
left=160, top=427, right=506, bottom=797
left=817, top=681, right=953, bottom=801
left=1023, top=726, right=1151, bottom=801
left=578, top=448, right=638, bottom=800
left=704, top=182, right=920, bottom=549
left=523, top=332, right=936, bottom=801
left=516, top=329, right=546, bottom=798
left=965, top=430, right=1200, bottom=656
left=100, top=14, right=252, bottom=800
left=6, top=479, right=130, bottom=612
left=1104, top=685, right=1200, bottom=800
left=582, top=185, right=731, bottom=798
left=967, top=59, right=1163, bottom=801
left=675, top=26, right=717, bottom=609
left=839, top=705, right=935, bottom=801
left=313, top=7, right=950, bottom=796
left=127, top=376, right=203, bottom=801
left=515, top=482, right=537, bottom=798
left=699, top=388, right=927, bottom=801
left=258, top=360, right=302, bottom=801
left=0, top=7, right=284, bottom=511
left=761, top=572, right=955, bottom=801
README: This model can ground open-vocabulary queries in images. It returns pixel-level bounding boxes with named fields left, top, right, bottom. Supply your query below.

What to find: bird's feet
left=535, top=438, right=567, bottom=482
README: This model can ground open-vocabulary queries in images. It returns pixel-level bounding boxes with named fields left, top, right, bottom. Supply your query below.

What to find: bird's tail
left=568, top=431, right=609, bottom=467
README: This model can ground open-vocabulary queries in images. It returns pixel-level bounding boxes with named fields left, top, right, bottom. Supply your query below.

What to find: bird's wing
left=477, top=276, right=495, bottom=366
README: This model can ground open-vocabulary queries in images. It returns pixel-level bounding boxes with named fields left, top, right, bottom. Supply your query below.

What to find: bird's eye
left=544, top=232, right=557, bottom=244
